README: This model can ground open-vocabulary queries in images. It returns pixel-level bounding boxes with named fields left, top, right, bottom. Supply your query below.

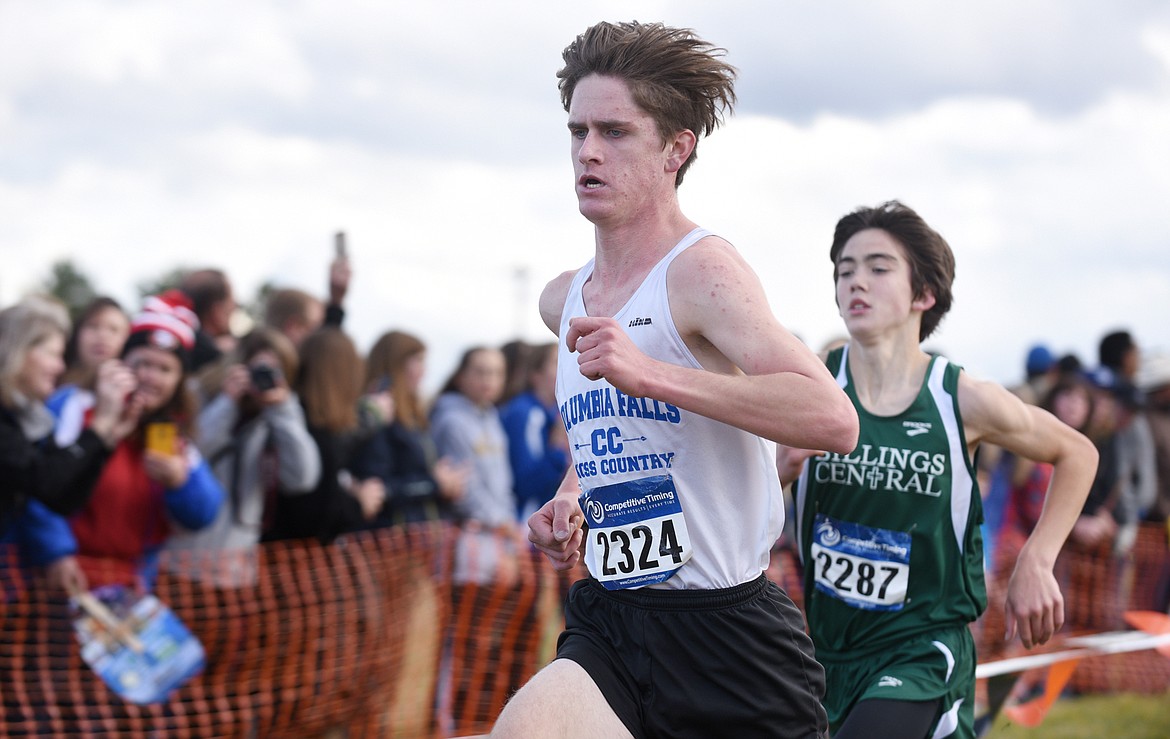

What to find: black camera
left=249, top=364, right=279, bottom=392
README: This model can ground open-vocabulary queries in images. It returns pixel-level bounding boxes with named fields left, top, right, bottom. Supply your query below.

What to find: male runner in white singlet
left=490, top=21, right=859, bottom=739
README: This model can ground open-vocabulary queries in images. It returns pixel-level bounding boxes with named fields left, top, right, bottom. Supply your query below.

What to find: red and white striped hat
left=122, top=290, right=200, bottom=367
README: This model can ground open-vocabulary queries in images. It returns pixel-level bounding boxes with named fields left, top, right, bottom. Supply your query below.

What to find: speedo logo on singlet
left=903, top=421, right=932, bottom=437
left=628, top=317, right=653, bottom=327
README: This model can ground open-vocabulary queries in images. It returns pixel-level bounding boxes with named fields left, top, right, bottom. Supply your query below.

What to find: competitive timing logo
left=816, top=519, right=841, bottom=547
left=586, top=498, right=605, bottom=524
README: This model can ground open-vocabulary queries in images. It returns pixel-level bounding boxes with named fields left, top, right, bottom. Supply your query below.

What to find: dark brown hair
left=557, top=21, right=736, bottom=187
left=438, top=346, right=493, bottom=396
left=264, top=288, right=320, bottom=334
left=365, top=330, right=428, bottom=430
left=179, top=269, right=231, bottom=321
left=521, top=342, right=557, bottom=385
left=498, top=339, right=532, bottom=406
left=297, top=327, right=364, bottom=433
left=830, top=200, right=955, bottom=341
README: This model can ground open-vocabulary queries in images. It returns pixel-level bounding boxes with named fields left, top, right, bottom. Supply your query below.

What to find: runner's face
left=567, top=75, right=673, bottom=226
left=835, top=229, right=931, bottom=340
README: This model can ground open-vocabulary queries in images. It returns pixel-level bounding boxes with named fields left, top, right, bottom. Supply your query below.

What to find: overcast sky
left=2, top=0, right=1168, bottom=392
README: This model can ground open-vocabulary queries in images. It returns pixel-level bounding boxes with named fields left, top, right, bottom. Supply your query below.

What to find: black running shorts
left=556, top=574, right=828, bottom=738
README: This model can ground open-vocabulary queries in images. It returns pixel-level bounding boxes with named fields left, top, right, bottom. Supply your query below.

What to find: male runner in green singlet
left=780, top=201, right=1098, bottom=739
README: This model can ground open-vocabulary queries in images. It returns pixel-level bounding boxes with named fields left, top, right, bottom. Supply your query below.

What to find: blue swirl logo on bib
left=586, top=498, right=606, bottom=524
left=816, top=519, right=841, bottom=547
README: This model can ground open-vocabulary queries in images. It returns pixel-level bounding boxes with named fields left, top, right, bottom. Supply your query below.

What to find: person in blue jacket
left=499, top=342, right=570, bottom=521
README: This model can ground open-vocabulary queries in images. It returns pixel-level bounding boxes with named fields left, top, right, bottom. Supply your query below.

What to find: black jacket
left=351, top=420, right=454, bottom=526
left=263, top=423, right=368, bottom=544
left=0, top=403, right=112, bottom=530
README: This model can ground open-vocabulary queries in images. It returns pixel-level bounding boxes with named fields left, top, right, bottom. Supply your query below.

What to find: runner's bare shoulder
left=540, top=269, right=580, bottom=334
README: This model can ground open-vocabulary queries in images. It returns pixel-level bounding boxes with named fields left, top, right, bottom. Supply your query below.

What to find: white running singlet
left=557, top=227, right=784, bottom=590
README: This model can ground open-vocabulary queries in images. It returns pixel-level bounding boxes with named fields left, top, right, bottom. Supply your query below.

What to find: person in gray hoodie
left=431, top=346, right=520, bottom=585
left=167, top=328, right=321, bottom=587
left=431, top=346, right=531, bottom=729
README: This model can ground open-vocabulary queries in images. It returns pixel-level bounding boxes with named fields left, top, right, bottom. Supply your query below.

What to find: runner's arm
left=631, top=239, right=857, bottom=451
left=776, top=446, right=822, bottom=486
left=960, top=374, right=1098, bottom=647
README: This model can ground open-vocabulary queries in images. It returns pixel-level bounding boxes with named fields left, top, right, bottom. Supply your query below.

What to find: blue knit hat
left=1025, top=344, right=1055, bottom=376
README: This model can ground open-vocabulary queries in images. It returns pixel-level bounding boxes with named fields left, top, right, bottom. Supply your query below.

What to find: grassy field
left=987, top=693, right=1170, bottom=738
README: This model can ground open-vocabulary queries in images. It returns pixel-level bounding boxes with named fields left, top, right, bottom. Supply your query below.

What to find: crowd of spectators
left=0, top=253, right=580, bottom=733
left=0, top=251, right=576, bottom=602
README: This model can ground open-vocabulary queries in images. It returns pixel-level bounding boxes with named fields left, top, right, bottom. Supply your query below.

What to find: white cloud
left=0, top=1, right=312, bottom=96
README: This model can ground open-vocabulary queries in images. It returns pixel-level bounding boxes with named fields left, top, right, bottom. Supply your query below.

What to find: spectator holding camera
left=166, top=328, right=321, bottom=586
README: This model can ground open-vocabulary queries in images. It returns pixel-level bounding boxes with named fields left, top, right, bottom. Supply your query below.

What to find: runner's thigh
left=491, top=658, right=634, bottom=739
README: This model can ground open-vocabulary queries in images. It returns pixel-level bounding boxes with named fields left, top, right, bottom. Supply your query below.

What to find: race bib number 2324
left=580, top=474, right=692, bottom=590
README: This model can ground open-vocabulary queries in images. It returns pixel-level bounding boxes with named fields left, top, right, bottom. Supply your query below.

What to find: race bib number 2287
left=810, top=514, right=911, bottom=611
left=580, top=475, right=692, bottom=590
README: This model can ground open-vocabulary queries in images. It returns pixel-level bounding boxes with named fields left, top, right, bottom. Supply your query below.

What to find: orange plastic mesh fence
left=2, top=521, right=1167, bottom=737
left=976, top=520, right=1170, bottom=693
left=0, top=523, right=555, bottom=738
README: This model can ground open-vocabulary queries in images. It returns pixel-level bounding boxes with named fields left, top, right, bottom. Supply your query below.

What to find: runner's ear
left=911, top=288, right=936, bottom=313
left=664, top=129, right=697, bottom=176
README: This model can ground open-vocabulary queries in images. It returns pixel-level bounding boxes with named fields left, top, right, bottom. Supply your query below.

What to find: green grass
left=987, top=693, right=1170, bottom=738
